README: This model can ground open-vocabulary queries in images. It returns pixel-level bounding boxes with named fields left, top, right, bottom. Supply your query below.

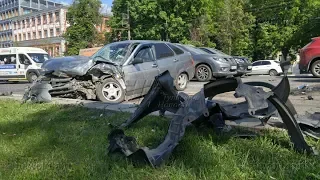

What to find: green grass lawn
left=0, top=99, right=319, bottom=180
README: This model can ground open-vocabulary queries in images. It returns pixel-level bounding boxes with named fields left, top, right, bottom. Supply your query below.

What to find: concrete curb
left=0, top=94, right=165, bottom=116
left=0, top=94, right=275, bottom=130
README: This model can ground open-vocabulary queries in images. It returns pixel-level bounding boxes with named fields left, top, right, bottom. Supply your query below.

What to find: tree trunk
left=281, top=48, right=289, bottom=61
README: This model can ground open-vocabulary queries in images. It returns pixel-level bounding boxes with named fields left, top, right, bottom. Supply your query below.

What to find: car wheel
left=175, top=73, right=188, bottom=91
left=195, top=64, right=212, bottom=82
left=96, top=78, right=125, bottom=103
left=269, top=69, right=278, bottom=76
left=311, top=60, right=320, bottom=77
left=27, top=72, right=38, bottom=83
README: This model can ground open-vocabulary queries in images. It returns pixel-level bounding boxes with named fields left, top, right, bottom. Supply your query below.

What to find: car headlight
left=235, top=58, right=244, bottom=63
left=212, top=57, right=227, bottom=62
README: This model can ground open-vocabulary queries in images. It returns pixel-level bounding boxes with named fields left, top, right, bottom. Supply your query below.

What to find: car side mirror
left=132, top=57, right=144, bottom=65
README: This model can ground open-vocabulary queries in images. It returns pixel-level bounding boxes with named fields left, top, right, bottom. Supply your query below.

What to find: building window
left=19, top=34, right=21, bottom=41
left=26, top=18, right=30, bottom=28
left=33, top=32, right=36, bottom=39
left=17, top=21, right=20, bottom=29
left=28, top=33, right=31, bottom=40
left=15, top=35, right=18, bottom=41
left=55, top=12, right=59, bottom=22
left=49, top=13, right=53, bottom=23
left=22, top=20, right=25, bottom=28
left=44, top=30, right=47, bottom=38
left=13, top=22, right=16, bottom=30
left=38, top=31, right=42, bottom=38
left=43, top=14, right=47, bottom=24
left=37, top=16, right=41, bottom=25
left=56, top=28, right=60, bottom=36
left=50, top=29, right=53, bottom=37
left=32, top=18, right=35, bottom=26
left=23, top=34, right=26, bottom=40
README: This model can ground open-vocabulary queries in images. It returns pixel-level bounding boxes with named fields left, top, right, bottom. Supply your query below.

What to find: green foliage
left=109, top=0, right=320, bottom=60
left=214, top=0, right=255, bottom=56
left=64, top=0, right=102, bottom=55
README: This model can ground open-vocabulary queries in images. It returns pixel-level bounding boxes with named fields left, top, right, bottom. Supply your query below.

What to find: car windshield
left=92, top=42, right=131, bottom=64
left=180, top=45, right=209, bottom=55
left=27, top=53, right=50, bottom=63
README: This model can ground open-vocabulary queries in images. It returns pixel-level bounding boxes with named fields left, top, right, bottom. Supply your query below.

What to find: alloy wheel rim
left=31, top=74, right=38, bottom=81
left=102, top=82, right=122, bottom=101
left=315, top=63, right=320, bottom=75
left=177, top=74, right=187, bottom=89
left=197, top=67, right=209, bottom=80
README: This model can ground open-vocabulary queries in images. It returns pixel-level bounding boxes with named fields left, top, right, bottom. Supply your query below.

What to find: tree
left=248, top=0, right=320, bottom=61
left=110, top=0, right=214, bottom=44
left=64, top=0, right=102, bottom=55
left=213, top=0, right=255, bottom=57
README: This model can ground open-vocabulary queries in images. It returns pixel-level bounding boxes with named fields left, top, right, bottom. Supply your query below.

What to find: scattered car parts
left=108, top=70, right=318, bottom=167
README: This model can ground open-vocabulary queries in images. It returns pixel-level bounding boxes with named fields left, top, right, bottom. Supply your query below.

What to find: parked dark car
left=299, top=37, right=320, bottom=77
left=41, top=40, right=195, bottom=103
left=199, top=47, right=252, bottom=76
left=175, top=44, right=237, bottom=81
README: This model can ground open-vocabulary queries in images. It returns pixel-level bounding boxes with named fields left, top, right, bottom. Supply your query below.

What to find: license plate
left=247, top=66, right=252, bottom=69
left=231, top=66, right=237, bottom=70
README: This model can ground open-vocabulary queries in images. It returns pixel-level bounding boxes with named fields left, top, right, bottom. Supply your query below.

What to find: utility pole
left=127, top=4, right=131, bottom=40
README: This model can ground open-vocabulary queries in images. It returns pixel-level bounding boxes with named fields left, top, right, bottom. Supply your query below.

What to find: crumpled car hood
left=41, top=56, right=95, bottom=76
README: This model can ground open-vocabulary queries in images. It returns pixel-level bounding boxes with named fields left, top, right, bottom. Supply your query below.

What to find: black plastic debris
left=108, top=69, right=318, bottom=167
left=308, top=96, right=314, bottom=100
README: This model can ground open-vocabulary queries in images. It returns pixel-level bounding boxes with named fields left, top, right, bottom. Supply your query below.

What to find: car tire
left=195, top=64, right=212, bottom=82
left=96, top=78, right=125, bottom=103
left=175, top=73, right=188, bottom=91
left=269, top=69, right=278, bottom=76
left=311, top=60, right=320, bottom=78
left=27, top=72, right=38, bottom=83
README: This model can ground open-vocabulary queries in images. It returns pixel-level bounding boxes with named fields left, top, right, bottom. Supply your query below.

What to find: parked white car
left=248, top=60, right=283, bottom=76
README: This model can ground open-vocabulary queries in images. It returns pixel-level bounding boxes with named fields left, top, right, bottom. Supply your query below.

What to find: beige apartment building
left=0, top=0, right=67, bottom=57
left=12, top=6, right=69, bottom=57
left=0, top=0, right=111, bottom=57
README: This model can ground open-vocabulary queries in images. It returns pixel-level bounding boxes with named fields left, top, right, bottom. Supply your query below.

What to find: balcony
left=0, top=4, right=18, bottom=12
left=0, top=29, right=12, bottom=34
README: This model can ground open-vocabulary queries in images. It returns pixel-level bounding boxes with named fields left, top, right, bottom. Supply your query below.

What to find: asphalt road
left=0, top=74, right=319, bottom=96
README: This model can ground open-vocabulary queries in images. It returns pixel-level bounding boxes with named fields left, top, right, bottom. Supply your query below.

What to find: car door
left=251, top=61, right=262, bottom=74
left=152, top=43, right=178, bottom=78
left=122, top=44, right=160, bottom=98
left=17, top=54, right=30, bottom=78
left=167, top=43, right=188, bottom=76
left=260, top=61, right=272, bottom=74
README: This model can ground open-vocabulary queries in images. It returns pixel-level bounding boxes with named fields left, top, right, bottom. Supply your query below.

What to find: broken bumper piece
left=108, top=70, right=318, bottom=167
left=22, top=80, right=52, bottom=103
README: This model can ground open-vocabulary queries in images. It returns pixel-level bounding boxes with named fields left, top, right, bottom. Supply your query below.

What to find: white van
left=0, top=47, right=50, bottom=82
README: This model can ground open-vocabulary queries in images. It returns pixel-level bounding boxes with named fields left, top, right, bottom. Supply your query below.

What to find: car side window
left=261, top=61, right=271, bottom=65
left=0, top=55, right=16, bottom=64
left=154, top=43, right=175, bottom=59
left=167, top=44, right=184, bottom=55
left=252, top=61, right=261, bottom=66
left=18, top=54, right=29, bottom=64
left=134, top=46, right=154, bottom=62
left=200, top=48, right=214, bottom=54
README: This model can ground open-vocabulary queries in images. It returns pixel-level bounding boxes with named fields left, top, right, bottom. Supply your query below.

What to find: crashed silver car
left=39, top=41, right=195, bottom=103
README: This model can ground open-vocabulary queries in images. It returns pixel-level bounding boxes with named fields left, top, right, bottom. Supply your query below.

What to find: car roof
left=255, top=60, right=276, bottom=62
left=110, top=40, right=172, bottom=45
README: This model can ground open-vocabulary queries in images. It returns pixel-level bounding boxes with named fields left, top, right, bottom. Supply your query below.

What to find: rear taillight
left=191, top=58, right=194, bottom=65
